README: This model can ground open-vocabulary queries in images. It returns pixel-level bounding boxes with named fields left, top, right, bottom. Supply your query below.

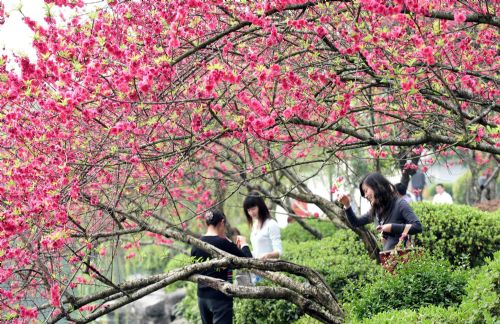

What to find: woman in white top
left=243, top=192, right=283, bottom=260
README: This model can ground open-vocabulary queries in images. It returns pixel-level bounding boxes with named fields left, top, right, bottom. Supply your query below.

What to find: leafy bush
left=164, top=252, right=193, bottom=272
left=294, top=314, right=322, bottom=324
left=163, top=253, right=193, bottom=292
left=234, top=230, right=380, bottom=323
left=283, top=230, right=381, bottom=297
left=174, top=282, right=201, bottom=324
left=350, top=251, right=500, bottom=323
left=351, top=305, right=456, bottom=324
left=453, top=171, right=472, bottom=204
left=457, top=251, right=499, bottom=323
left=121, top=244, right=171, bottom=276
left=234, top=295, right=301, bottom=324
left=344, top=255, right=468, bottom=320
left=281, top=218, right=339, bottom=243
left=412, top=202, right=500, bottom=267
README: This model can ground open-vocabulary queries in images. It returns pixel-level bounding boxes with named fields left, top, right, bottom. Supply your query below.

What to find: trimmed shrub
left=344, top=255, right=468, bottom=320
left=281, top=218, right=339, bottom=243
left=163, top=253, right=194, bottom=292
left=352, top=305, right=456, bottom=324
left=453, top=171, right=472, bottom=204
left=294, top=315, right=322, bottom=324
left=350, top=251, right=500, bottom=324
left=457, top=251, right=499, bottom=323
left=234, top=296, right=301, bottom=324
left=174, top=282, right=201, bottom=324
left=412, top=202, right=500, bottom=267
left=233, top=230, right=380, bottom=323
left=283, top=230, right=381, bottom=297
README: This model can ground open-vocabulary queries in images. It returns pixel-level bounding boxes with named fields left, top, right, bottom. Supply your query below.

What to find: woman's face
left=362, top=183, right=376, bottom=205
left=247, top=206, right=259, bottom=220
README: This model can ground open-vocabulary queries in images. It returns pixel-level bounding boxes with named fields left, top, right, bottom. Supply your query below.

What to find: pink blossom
left=125, top=252, right=136, bottom=260
left=50, top=283, right=61, bottom=307
left=316, top=26, right=327, bottom=38
left=20, top=306, right=38, bottom=318
left=401, top=79, right=415, bottom=91
left=454, top=11, right=467, bottom=23
left=283, top=108, right=293, bottom=119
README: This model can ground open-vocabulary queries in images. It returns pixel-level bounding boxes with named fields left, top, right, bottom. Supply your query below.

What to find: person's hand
left=376, top=224, right=392, bottom=233
left=338, top=194, right=351, bottom=209
left=236, top=235, right=247, bottom=248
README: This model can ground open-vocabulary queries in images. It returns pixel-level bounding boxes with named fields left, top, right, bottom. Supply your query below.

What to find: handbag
left=379, top=224, right=422, bottom=273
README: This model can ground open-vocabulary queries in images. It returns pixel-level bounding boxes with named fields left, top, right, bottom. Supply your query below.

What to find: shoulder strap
left=395, top=224, right=412, bottom=249
left=402, top=224, right=412, bottom=237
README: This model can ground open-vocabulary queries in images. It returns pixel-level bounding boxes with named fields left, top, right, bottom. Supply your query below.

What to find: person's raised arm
left=338, top=194, right=372, bottom=227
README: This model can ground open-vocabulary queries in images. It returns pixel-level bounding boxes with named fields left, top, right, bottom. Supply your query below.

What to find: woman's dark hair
left=243, top=191, right=271, bottom=227
left=359, top=173, right=398, bottom=220
left=204, top=209, right=225, bottom=226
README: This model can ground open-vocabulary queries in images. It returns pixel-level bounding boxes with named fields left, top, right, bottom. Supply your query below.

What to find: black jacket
left=345, top=198, right=423, bottom=250
left=191, top=235, right=252, bottom=299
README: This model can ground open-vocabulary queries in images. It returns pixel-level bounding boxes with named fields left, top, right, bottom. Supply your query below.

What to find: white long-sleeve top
left=250, top=218, right=283, bottom=258
left=432, top=191, right=453, bottom=204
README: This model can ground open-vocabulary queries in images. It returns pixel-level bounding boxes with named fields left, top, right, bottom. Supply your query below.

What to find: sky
left=0, top=0, right=46, bottom=62
left=0, top=0, right=101, bottom=70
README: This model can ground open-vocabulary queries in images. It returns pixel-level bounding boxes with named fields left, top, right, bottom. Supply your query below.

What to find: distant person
left=191, top=210, right=252, bottom=324
left=411, top=169, right=426, bottom=202
left=432, top=184, right=453, bottom=204
left=478, top=170, right=492, bottom=201
left=243, top=192, right=282, bottom=284
left=395, top=183, right=412, bottom=203
left=337, top=173, right=422, bottom=251
left=243, top=192, right=283, bottom=260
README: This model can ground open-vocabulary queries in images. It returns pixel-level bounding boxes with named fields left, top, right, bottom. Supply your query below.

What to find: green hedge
left=343, top=255, right=468, bottom=320
left=412, top=202, right=500, bottom=267
left=163, top=253, right=193, bottom=292
left=233, top=230, right=380, bottom=323
left=457, top=251, right=500, bottom=323
left=174, top=282, right=201, bottom=324
left=453, top=171, right=472, bottom=204
left=234, top=295, right=301, bottom=324
left=282, top=229, right=381, bottom=297
left=353, top=251, right=500, bottom=323
left=280, top=218, right=339, bottom=243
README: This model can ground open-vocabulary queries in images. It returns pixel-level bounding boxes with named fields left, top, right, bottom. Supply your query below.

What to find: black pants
left=198, top=296, right=233, bottom=324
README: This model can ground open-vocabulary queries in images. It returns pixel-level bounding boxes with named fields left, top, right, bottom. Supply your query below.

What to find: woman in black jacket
left=191, top=209, right=252, bottom=324
left=338, top=172, right=423, bottom=251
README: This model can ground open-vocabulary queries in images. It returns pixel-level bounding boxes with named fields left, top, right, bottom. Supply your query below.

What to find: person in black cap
left=191, top=209, right=252, bottom=324
left=395, top=183, right=412, bottom=203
